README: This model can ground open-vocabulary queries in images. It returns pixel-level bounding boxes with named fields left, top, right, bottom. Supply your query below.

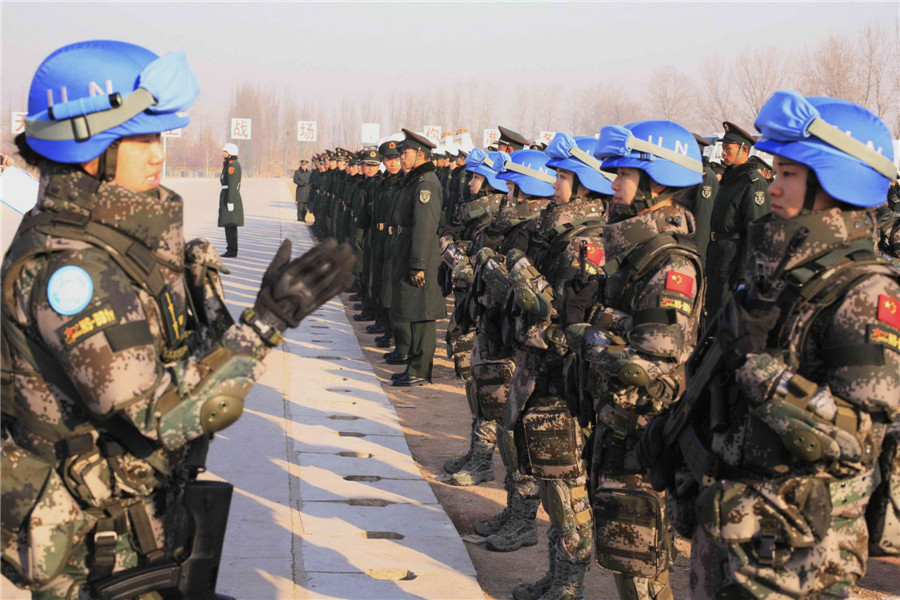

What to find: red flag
left=585, top=243, right=604, bottom=267
left=665, top=271, right=694, bottom=296
left=877, top=294, right=900, bottom=329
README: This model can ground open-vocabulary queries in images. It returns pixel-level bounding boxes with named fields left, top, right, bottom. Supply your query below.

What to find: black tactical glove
left=243, top=239, right=354, bottom=345
left=719, top=288, right=782, bottom=370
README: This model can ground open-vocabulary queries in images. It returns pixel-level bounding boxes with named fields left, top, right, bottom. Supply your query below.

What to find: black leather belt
left=710, top=231, right=742, bottom=242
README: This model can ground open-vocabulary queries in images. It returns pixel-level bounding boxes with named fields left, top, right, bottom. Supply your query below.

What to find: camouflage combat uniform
left=502, top=195, right=607, bottom=600
left=461, top=195, right=546, bottom=545
left=1, top=164, right=271, bottom=600
left=574, top=194, right=704, bottom=600
left=685, top=208, right=900, bottom=599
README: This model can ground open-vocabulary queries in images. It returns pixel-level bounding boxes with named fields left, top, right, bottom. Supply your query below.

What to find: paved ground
left=2, top=177, right=898, bottom=599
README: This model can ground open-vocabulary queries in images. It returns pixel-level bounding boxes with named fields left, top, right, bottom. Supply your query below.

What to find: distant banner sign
left=423, top=125, right=441, bottom=142
left=163, top=128, right=182, bottom=138
left=298, top=121, right=317, bottom=142
left=231, top=118, right=252, bottom=140
left=483, top=128, right=500, bottom=148
left=538, top=131, right=555, bottom=145
left=361, top=123, right=380, bottom=144
left=11, top=112, right=26, bottom=135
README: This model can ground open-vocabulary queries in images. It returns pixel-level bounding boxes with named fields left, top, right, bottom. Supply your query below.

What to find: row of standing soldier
left=298, top=103, right=900, bottom=600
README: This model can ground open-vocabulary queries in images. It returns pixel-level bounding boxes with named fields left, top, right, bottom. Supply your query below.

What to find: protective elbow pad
left=157, top=352, right=260, bottom=450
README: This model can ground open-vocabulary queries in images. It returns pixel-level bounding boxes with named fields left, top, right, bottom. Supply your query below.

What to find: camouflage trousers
left=591, top=423, right=675, bottom=600
left=690, top=471, right=875, bottom=599
left=539, top=475, right=593, bottom=564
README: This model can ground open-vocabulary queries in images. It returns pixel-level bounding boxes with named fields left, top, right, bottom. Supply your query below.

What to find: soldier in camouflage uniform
left=442, top=149, right=509, bottom=478
left=463, top=148, right=553, bottom=552
left=1, top=41, right=352, bottom=600
left=643, top=91, right=900, bottom=599
left=569, top=120, right=706, bottom=600
left=504, top=134, right=611, bottom=600
left=876, top=181, right=900, bottom=266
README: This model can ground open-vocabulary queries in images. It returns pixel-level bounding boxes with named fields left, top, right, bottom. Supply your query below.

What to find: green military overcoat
left=391, top=162, right=447, bottom=322
left=217, top=157, right=244, bottom=227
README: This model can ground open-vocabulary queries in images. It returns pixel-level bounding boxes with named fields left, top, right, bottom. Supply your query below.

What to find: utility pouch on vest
left=695, top=477, right=832, bottom=566
left=593, top=481, right=671, bottom=577
left=522, top=401, right=582, bottom=479
left=1, top=440, right=95, bottom=587
left=472, top=359, right=514, bottom=421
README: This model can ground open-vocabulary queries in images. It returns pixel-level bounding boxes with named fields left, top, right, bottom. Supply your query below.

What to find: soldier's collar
left=746, top=208, right=876, bottom=278
left=602, top=200, right=693, bottom=257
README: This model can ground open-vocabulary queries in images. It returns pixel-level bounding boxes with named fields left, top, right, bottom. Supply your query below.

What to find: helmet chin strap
left=612, top=171, right=668, bottom=222
left=94, top=140, right=121, bottom=182
left=802, top=169, right=819, bottom=215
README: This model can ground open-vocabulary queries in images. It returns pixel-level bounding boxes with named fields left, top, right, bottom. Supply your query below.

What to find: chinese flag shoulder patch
left=665, top=271, right=694, bottom=296
left=877, top=294, right=900, bottom=330
left=585, top=243, right=604, bottom=267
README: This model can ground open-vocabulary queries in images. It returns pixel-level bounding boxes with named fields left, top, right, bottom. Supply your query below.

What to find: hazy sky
left=2, top=1, right=898, bottom=140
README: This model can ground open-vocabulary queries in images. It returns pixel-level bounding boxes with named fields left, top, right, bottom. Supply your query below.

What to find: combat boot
left=447, top=450, right=493, bottom=486
left=485, top=494, right=539, bottom=552
left=473, top=473, right=514, bottom=536
left=513, top=528, right=559, bottom=600
left=537, top=559, right=587, bottom=600
left=444, top=419, right=477, bottom=474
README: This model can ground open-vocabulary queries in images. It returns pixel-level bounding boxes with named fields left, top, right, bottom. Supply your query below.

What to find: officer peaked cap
left=691, top=132, right=712, bottom=148
left=498, top=125, right=528, bottom=150
left=379, top=140, right=401, bottom=159
left=720, top=122, right=756, bottom=147
left=401, top=128, right=436, bottom=154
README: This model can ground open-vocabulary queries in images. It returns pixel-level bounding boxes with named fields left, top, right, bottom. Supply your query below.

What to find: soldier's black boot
left=537, top=559, right=588, bottom=600
left=485, top=492, right=539, bottom=552
left=513, top=527, right=559, bottom=600
left=473, top=472, right=514, bottom=536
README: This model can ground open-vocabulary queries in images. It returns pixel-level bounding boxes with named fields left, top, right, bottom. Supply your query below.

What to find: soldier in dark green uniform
left=497, top=125, right=529, bottom=154
left=690, top=133, right=719, bottom=262
left=390, top=130, right=447, bottom=386
left=369, top=140, right=404, bottom=346
left=218, top=143, right=243, bottom=257
left=293, top=159, right=310, bottom=222
left=704, top=121, right=771, bottom=319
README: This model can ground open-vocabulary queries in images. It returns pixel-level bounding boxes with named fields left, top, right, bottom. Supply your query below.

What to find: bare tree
left=732, top=46, right=791, bottom=126
left=698, top=56, right=732, bottom=132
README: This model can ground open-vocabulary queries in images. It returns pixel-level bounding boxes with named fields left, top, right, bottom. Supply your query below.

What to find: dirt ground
left=337, top=292, right=900, bottom=600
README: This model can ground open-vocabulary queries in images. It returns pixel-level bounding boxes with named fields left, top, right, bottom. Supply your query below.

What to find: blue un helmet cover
left=25, top=40, right=199, bottom=163
left=494, top=149, right=556, bottom=197
left=465, top=148, right=508, bottom=193
left=545, top=133, right=614, bottom=195
left=754, top=90, right=897, bottom=207
left=594, top=120, right=703, bottom=188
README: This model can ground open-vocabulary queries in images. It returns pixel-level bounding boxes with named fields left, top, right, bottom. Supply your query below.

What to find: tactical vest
left=705, top=242, right=899, bottom=480
left=2, top=206, right=200, bottom=457
left=601, top=233, right=704, bottom=322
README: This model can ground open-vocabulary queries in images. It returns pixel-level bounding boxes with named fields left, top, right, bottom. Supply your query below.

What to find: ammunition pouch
left=1, top=440, right=95, bottom=587
left=593, top=480, right=672, bottom=577
left=695, top=476, right=832, bottom=568
left=472, top=359, right=515, bottom=421
left=521, top=399, right=583, bottom=480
